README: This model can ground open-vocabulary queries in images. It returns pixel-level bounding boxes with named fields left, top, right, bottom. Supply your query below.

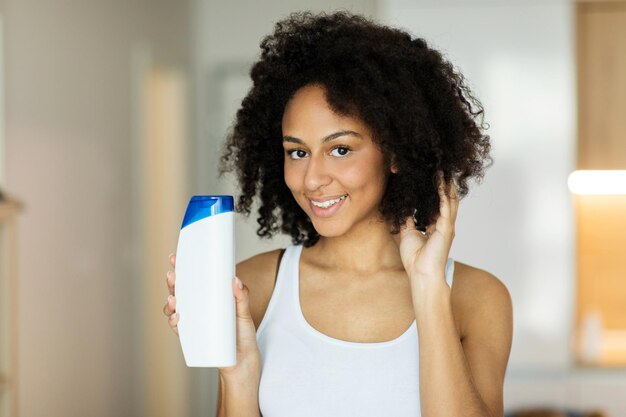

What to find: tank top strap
left=445, top=257, right=455, bottom=287
left=256, top=244, right=299, bottom=338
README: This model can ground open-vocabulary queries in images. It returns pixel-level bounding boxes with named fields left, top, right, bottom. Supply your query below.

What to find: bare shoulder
left=451, top=261, right=513, bottom=340
left=235, top=248, right=286, bottom=330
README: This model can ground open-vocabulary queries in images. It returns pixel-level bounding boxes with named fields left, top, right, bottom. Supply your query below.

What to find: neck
left=307, top=218, right=405, bottom=275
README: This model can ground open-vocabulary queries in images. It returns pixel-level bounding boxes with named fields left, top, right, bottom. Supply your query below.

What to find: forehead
left=281, top=84, right=370, bottom=136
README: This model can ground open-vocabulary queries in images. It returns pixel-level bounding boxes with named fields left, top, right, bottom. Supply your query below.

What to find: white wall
left=4, top=1, right=191, bottom=416
left=380, top=1, right=625, bottom=416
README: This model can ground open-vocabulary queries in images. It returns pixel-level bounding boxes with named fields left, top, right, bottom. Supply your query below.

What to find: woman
left=163, top=10, right=512, bottom=417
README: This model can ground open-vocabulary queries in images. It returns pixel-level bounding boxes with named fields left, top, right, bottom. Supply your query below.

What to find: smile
left=309, top=194, right=348, bottom=208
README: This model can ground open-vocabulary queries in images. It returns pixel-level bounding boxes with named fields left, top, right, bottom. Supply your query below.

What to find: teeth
left=311, top=195, right=347, bottom=208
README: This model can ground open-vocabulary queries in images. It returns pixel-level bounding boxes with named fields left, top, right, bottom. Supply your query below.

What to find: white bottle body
left=175, top=211, right=235, bottom=367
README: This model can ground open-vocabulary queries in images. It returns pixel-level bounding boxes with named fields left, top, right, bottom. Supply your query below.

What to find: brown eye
left=330, top=146, right=351, bottom=157
left=286, top=149, right=307, bottom=160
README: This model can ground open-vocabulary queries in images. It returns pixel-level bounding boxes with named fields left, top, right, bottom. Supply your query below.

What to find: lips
left=309, top=194, right=348, bottom=208
left=308, top=194, right=348, bottom=218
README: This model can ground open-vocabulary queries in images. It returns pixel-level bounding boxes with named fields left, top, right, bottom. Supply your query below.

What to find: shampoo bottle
left=174, top=195, right=236, bottom=367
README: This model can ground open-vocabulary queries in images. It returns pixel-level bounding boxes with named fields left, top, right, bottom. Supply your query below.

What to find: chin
left=309, top=219, right=349, bottom=238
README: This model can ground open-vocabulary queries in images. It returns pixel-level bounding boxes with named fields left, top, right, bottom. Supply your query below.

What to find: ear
left=390, top=157, right=399, bottom=174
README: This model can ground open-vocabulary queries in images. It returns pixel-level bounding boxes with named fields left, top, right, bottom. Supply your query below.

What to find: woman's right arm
left=165, top=250, right=282, bottom=417
left=217, top=372, right=262, bottom=417
left=165, top=255, right=262, bottom=417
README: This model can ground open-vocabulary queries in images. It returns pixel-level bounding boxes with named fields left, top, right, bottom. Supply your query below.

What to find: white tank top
left=256, top=244, right=455, bottom=417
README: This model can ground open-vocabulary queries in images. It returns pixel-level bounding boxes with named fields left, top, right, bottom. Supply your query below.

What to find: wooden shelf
left=575, top=3, right=626, bottom=368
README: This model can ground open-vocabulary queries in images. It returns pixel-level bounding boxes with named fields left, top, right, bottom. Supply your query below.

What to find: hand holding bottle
left=163, top=252, right=261, bottom=379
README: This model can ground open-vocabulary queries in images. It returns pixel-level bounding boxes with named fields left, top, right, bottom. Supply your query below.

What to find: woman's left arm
left=413, top=267, right=513, bottom=417
left=398, top=174, right=513, bottom=417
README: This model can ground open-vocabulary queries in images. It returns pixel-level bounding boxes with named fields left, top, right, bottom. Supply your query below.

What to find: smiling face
left=282, top=84, right=397, bottom=238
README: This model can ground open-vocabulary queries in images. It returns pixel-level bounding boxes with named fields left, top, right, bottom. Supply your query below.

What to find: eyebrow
left=282, top=130, right=363, bottom=144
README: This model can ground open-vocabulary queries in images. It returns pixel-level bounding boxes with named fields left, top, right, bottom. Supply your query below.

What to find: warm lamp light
left=568, top=170, right=626, bottom=195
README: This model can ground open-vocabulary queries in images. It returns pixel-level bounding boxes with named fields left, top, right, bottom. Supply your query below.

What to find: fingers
left=163, top=293, right=179, bottom=335
left=424, top=222, right=437, bottom=237
left=168, top=311, right=179, bottom=335
left=166, top=270, right=175, bottom=296
left=400, top=214, right=428, bottom=249
left=437, top=171, right=450, bottom=219
left=164, top=252, right=179, bottom=335
left=163, top=294, right=176, bottom=316
left=436, top=171, right=459, bottom=224
left=232, top=276, right=255, bottom=321
left=449, top=180, right=459, bottom=224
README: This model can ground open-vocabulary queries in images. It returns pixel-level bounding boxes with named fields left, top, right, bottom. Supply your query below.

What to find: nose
left=303, top=152, right=332, bottom=192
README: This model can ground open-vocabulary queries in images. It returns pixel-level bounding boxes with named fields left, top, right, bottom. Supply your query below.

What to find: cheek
left=340, top=167, right=367, bottom=189
left=341, top=159, right=386, bottom=189
left=283, top=161, right=300, bottom=192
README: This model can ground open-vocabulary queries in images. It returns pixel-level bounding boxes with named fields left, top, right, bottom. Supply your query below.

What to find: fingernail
left=235, top=276, right=243, bottom=289
left=166, top=271, right=172, bottom=279
left=167, top=295, right=172, bottom=304
left=171, top=312, right=177, bottom=320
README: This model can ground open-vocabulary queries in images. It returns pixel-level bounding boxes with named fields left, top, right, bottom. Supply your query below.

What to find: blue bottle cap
left=181, top=195, right=234, bottom=229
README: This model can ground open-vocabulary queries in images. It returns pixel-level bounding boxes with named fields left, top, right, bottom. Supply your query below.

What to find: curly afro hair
left=219, top=10, right=491, bottom=247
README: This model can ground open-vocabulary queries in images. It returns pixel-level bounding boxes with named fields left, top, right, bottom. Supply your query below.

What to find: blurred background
left=0, top=0, right=624, bottom=416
